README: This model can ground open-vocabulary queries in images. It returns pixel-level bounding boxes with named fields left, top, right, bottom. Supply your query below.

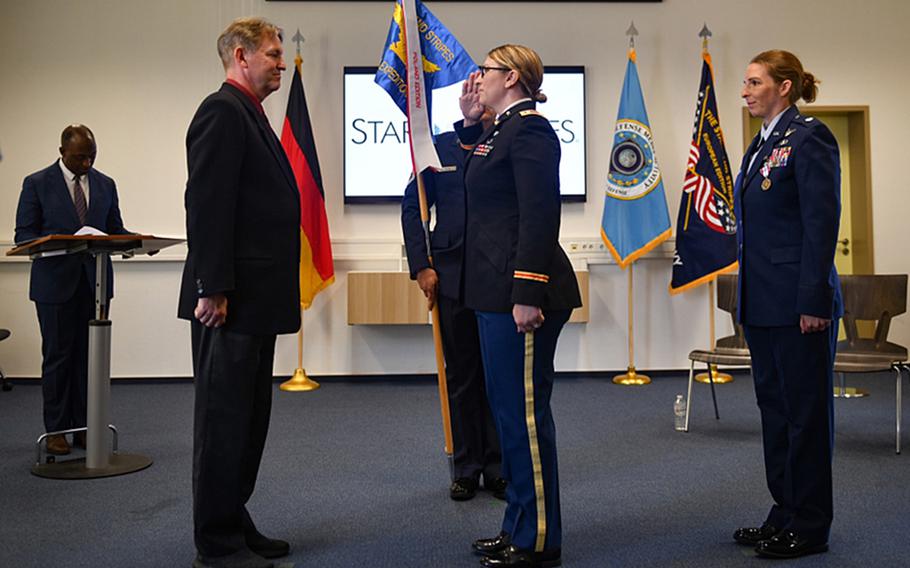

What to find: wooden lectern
left=7, top=234, right=184, bottom=479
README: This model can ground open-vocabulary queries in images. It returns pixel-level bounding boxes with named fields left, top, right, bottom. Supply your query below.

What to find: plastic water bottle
left=674, top=394, right=687, bottom=431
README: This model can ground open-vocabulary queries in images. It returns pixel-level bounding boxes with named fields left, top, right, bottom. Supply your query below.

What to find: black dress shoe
left=755, top=530, right=828, bottom=559
left=473, top=532, right=511, bottom=557
left=450, top=477, right=479, bottom=501
left=485, top=477, right=508, bottom=500
left=480, top=545, right=561, bottom=568
left=733, top=522, right=779, bottom=546
left=246, top=532, right=290, bottom=559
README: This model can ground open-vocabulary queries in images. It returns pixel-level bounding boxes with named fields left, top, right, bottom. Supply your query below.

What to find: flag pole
left=416, top=170, right=455, bottom=474
left=280, top=307, right=321, bottom=391
left=695, top=280, right=733, bottom=383
left=692, top=24, right=733, bottom=385
left=279, top=29, right=321, bottom=393
left=614, top=262, right=650, bottom=385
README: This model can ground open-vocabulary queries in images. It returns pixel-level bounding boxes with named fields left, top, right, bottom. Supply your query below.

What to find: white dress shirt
left=58, top=158, right=90, bottom=208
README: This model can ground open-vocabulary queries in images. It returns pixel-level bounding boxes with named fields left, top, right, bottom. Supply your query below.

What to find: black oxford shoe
left=480, top=545, right=561, bottom=568
left=473, top=532, right=511, bottom=557
left=246, top=532, right=290, bottom=559
left=733, top=522, right=779, bottom=546
left=451, top=477, right=479, bottom=501
left=485, top=477, right=508, bottom=500
left=755, top=530, right=828, bottom=559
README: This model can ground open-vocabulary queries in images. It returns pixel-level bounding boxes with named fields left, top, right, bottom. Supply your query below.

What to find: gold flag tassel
left=280, top=307, right=321, bottom=392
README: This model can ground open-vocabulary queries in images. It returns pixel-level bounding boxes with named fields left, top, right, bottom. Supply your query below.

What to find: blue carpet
left=0, top=372, right=906, bottom=567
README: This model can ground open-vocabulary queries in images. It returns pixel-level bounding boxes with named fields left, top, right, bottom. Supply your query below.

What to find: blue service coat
left=14, top=162, right=129, bottom=303
left=401, top=131, right=467, bottom=301
left=456, top=101, right=580, bottom=313
left=734, top=105, right=843, bottom=326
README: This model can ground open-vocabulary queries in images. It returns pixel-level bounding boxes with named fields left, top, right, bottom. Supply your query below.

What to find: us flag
left=669, top=47, right=738, bottom=294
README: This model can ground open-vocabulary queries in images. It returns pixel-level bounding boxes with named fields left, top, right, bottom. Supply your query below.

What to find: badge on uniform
left=761, top=178, right=772, bottom=191
left=473, top=141, right=494, bottom=157
left=768, top=146, right=791, bottom=168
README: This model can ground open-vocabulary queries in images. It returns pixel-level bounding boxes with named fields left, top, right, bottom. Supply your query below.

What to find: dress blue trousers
left=475, top=309, right=570, bottom=552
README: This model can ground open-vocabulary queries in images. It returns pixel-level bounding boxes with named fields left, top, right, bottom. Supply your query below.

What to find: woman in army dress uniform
left=456, top=44, right=580, bottom=568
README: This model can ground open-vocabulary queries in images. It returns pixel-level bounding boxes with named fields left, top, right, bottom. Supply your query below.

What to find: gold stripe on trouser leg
left=523, top=331, right=547, bottom=552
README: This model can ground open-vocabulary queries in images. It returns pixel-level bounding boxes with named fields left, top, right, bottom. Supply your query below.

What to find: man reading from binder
left=14, top=124, right=130, bottom=457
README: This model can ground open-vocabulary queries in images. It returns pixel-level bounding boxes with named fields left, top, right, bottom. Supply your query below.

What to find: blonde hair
left=217, top=17, right=283, bottom=69
left=488, top=44, right=547, bottom=103
left=750, top=49, right=819, bottom=104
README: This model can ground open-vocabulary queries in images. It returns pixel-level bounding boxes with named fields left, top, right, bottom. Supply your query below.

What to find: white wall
left=1, top=0, right=908, bottom=378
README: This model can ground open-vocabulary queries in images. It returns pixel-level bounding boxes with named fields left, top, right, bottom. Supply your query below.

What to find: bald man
left=14, top=124, right=130, bottom=456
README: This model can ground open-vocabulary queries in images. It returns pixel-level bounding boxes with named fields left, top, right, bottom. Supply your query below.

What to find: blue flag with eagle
left=375, top=0, right=476, bottom=117
left=669, top=49, right=738, bottom=294
left=600, top=48, right=671, bottom=268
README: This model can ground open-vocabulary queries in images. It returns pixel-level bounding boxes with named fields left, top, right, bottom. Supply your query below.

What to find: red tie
left=73, top=176, right=87, bottom=225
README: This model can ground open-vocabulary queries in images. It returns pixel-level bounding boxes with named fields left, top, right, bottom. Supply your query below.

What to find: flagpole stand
left=613, top=263, right=651, bottom=385
left=695, top=280, right=733, bottom=384
left=280, top=308, right=320, bottom=392
left=695, top=365, right=733, bottom=384
left=614, top=365, right=651, bottom=385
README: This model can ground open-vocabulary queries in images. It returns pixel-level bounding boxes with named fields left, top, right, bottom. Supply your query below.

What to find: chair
left=0, top=329, right=11, bottom=392
left=833, top=274, right=908, bottom=454
left=684, top=274, right=752, bottom=431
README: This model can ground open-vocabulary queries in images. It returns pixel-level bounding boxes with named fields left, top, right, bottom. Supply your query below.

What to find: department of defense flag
left=669, top=48, right=738, bottom=294
left=600, top=48, right=671, bottom=268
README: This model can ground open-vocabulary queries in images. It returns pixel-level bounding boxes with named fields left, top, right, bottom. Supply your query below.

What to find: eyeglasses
left=478, top=65, right=510, bottom=77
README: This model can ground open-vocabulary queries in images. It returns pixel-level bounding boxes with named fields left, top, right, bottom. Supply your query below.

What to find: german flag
left=280, top=57, right=334, bottom=309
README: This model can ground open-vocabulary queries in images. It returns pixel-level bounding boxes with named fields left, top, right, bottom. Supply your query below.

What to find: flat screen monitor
left=343, top=66, right=586, bottom=203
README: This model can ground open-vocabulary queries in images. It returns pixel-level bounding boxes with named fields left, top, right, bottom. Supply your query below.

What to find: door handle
left=838, top=238, right=850, bottom=256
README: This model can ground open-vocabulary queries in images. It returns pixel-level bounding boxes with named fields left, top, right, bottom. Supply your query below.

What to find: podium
left=7, top=234, right=184, bottom=479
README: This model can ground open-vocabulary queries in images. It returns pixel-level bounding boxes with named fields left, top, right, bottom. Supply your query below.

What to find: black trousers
left=744, top=322, right=838, bottom=543
left=191, top=321, right=277, bottom=558
left=437, top=294, right=501, bottom=481
left=35, top=273, right=94, bottom=433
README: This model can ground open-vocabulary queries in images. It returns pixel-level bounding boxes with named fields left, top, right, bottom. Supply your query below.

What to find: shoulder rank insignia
left=519, top=109, right=545, bottom=119
left=805, top=116, right=815, bottom=122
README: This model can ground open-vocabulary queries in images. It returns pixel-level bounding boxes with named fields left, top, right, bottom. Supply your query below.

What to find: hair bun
left=801, top=72, right=818, bottom=103
left=534, top=90, right=548, bottom=103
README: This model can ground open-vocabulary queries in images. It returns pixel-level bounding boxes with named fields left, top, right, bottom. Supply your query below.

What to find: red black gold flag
left=280, top=59, right=334, bottom=308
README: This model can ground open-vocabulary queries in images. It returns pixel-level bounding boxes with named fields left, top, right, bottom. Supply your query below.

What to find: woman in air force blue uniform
left=732, top=50, right=842, bottom=560
left=456, top=44, right=581, bottom=568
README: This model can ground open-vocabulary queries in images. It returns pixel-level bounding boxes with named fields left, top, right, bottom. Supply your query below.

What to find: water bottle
left=674, top=394, right=687, bottom=431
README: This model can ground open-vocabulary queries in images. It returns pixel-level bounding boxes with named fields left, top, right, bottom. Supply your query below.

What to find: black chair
left=0, top=329, right=11, bottom=392
left=684, top=274, right=751, bottom=431
left=833, top=274, right=908, bottom=454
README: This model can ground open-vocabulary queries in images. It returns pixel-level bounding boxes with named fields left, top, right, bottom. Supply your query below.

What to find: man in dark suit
left=178, top=17, right=300, bottom=568
left=401, top=124, right=505, bottom=502
left=15, top=124, right=129, bottom=456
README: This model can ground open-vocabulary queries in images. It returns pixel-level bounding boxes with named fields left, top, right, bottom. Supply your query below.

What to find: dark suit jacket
left=734, top=105, right=843, bottom=326
left=457, top=101, right=581, bottom=313
left=178, top=82, right=301, bottom=336
left=15, top=162, right=129, bottom=303
left=401, top=132, right=467, bottom=301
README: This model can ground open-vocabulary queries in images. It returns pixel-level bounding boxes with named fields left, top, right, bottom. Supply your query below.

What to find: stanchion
left=695, top=280, right=733, bottom=384
left=281, top=309, right=321, bottom=392
left=614, top=263, right=651, bottom=385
